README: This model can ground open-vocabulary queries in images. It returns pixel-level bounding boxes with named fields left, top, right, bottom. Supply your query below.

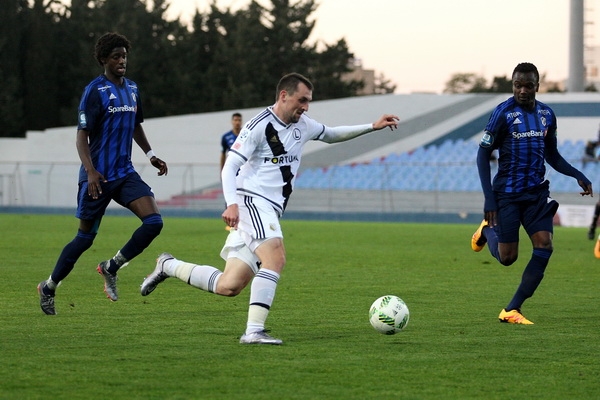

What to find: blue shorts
left=76, top=172, right=154, bottom=220
left=494, top=181, right=559, bottom=243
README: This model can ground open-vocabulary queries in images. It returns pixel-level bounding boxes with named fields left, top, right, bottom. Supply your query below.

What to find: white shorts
left=237, top=195, right=283, bottom=252
left=220, top=195, right=284, bottom=273
left=220, top=228, right=261, bottom=274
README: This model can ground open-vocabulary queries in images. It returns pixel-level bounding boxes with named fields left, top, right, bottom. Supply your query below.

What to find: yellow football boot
left=498, top=309, right=534, bottom=325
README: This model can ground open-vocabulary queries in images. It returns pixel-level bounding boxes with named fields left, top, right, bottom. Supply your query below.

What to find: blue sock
left=109, top=214, right=163, bottom=273
left=483, top=226, right=500, bottom=261
left=50, top=230, right=96, bottom=286
left=505, top=248, right=552, bottom=311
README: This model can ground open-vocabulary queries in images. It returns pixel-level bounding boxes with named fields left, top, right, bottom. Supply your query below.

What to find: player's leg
left=97, top=175, right=163, bottom=301
left=38, top=182, right=108, bottom=315
left=472, top=215, right=518, bottom=264
left=101, top=196, right=162, bottom=271
left=588, top=200, right=600, bottom=240
left=140, top=228, right=259, bottom=296
left=506, top=231, right=552, bottom=303
left=500, top=194, right=557, bottom=324
left=494, top=198, right=521, bottom=266
left=241, top=237, right=285, bottom=344
left=101, top=175, right=163, bottom=273
left=236, top=196, right=285, bottom=344
left=38, top=218, right=99, bottom=315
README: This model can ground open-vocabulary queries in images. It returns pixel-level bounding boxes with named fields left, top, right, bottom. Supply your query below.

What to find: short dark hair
left=232, top=112, right=242, bottom=119
left=276, top=72, right=313, bottom=100
left=95, top=32, right=131, bottom=66
left=512, top=62, right=539, bottom=82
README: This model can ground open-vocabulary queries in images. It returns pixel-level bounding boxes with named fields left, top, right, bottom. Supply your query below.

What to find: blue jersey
left=77, top=75, right=144, bottom=183
left=221, top=130, right=237, bottom=154
left=481, top=97, right=557, bottom=193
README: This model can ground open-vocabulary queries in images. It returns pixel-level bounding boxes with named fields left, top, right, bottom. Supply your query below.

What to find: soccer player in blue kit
left=37, top=32, right=168, bottom=315
left=220, top=112, right=243, bottom=171
left=471, top=62, right=593, bottom=324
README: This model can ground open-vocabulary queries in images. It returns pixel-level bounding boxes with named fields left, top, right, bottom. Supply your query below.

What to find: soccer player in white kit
left=140, top=72, right=399, bottom=344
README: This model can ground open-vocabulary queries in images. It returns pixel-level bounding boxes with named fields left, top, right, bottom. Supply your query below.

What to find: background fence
left=1, top=158, right=595, bottom=218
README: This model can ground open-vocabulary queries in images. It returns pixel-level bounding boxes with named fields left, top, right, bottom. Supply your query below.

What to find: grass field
left=1, top=213, right=599, bottom=399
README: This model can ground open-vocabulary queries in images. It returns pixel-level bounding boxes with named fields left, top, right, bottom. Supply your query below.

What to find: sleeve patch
left=78, top=111, right=87, bottom=128
left=480, top=132, right=494, bottom=148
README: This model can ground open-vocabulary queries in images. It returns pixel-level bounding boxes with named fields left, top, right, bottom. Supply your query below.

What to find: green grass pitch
left=1, top=213, right=599, bottom=399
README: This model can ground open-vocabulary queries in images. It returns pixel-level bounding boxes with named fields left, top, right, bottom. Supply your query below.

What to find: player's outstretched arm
left=320, top=114, right=400, bottom=144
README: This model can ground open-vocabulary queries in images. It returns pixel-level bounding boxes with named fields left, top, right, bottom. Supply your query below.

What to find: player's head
left=512, top=62, right=539, bottom=108
left=276, top=73, right=313, bottom=101
left=95, top=32, right=131, bottom=66
left=274, top=73, right=313, bottom=124
left=231, top=112, right=242, bottom=133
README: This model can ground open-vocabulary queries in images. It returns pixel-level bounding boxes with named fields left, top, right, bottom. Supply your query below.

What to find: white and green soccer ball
left=369, top=295, right=410, bottom=335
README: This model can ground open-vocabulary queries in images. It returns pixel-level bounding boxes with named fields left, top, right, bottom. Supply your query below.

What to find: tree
left=374, top=72, right=396, bottom=94
left=0, top=0, right=25, bottom=136
left=201, top=0, right=359, bottom=109
left=1, top=0, right=392, bottom=137
left=443, top=73, right=487, bottom=94
left=308, top=39, right=359, bottom=99
left=202, top=1, right=273, bottom=110
left=488, top=75, right=512, bottom=93
left=21, top=0, right=67, bottom=130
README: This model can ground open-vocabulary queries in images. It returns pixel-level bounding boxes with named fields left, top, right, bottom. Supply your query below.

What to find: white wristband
left=146, top=150, right=156, bottom=159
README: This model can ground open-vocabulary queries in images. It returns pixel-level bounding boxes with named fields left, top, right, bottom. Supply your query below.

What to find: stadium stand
left=1, top=92, right=600, bottom=221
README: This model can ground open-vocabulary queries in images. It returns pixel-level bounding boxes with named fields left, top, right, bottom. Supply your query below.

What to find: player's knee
left=499, top=254, right=517, bottom=266
left=215, top=274, right=248, bottom=297
left=216, top=284, right=243, bottom=297
left=142, top=214, right=163, bottom=237
left=74, top=230, right=96, bottom=251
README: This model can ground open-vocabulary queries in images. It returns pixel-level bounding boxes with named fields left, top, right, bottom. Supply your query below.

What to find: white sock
left=189, top=265, right=222, bottom=293
left=45, top=277, right=59, bottom=291
left=246, top=269, right=280, bottom=334
left=165, top=258, right=222, bottom=293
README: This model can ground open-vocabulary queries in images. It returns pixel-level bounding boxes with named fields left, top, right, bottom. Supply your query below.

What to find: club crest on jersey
left=293, top=128, right=301, bottom=140
left=540, top=116, right=546, bottom=127
left=131, top=93, right=136, bottom=103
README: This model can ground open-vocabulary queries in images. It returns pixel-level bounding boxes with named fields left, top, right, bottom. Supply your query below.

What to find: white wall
left=1, top=92, right=599, bottom=207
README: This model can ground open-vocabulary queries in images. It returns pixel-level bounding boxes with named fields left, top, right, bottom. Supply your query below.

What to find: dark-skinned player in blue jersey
left=471, top=62, right=593, bottom=324
left=37, top=32, right=168, bottom=315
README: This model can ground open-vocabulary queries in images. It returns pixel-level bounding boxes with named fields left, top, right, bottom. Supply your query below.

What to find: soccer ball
left=369, top=295, right=410, bottom=335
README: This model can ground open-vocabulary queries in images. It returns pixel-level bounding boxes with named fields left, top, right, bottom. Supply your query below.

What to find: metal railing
left=0, top=159, right=594, bottom=215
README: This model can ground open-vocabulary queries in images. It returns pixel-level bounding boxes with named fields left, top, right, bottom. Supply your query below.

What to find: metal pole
left=568, top=0, right=585, bottom=92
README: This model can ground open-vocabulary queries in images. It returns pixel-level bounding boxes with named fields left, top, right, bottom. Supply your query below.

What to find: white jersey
left=226, top=106, right=326, bottom=215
